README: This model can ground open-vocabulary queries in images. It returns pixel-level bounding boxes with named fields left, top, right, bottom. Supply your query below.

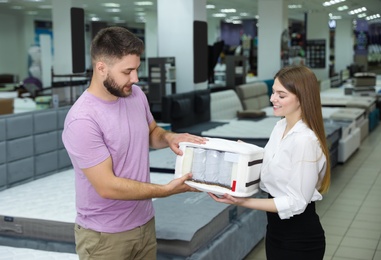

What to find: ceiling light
left=38, top=5, right=51, bottom=9
left=348, top=7, right=366, bottom=15
left=102, top=3, right=120, bottom=8
left=288, top=5, right=302, bottom=9
left=112, top=17, right=126, bottom=23
left=329, top=13, right=342, bottom=19
left=366, top=14, right=380, bottom=20
left=330, top=15, right=342, bottom=19
left=134, top=1, right=153, bottom=6
left=212, top=13, right=227, bottom=18
left=221, top=9, right=236, bottom=13
left=135, top=16, right=146, bottom=23
left=105, top=8, right=121, bottom=13
left=206, top=4, right=215, bottom=9
left=337, top=5, right=348, bottom=11
left=26, top=10, right=38, bottom=15
left=323, top=0, right=345, bottom=7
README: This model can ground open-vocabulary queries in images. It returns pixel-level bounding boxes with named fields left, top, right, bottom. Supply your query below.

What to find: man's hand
left=165, top=173, right=200, bottom=195
left=166, top=133, right=207, bottom=155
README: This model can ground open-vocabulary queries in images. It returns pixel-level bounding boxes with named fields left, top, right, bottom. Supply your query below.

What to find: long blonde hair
left=274, top=65, right=330, bottom=193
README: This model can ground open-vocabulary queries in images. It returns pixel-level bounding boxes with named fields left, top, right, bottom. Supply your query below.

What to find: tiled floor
left=244, top=123, right=381, bottom=260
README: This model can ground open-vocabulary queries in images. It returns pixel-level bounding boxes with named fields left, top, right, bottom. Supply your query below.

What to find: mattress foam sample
left=175, top=137, right=264, bottom=197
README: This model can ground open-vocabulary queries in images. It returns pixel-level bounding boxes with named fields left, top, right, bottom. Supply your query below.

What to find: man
left=62, top=26, right=206, bottom=260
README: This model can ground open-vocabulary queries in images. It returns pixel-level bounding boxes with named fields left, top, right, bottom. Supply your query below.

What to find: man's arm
left=82, top=156, right=197, bottom=200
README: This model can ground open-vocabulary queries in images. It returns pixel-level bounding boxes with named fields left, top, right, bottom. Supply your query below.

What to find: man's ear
left=96, top=61, right=107, bottom=76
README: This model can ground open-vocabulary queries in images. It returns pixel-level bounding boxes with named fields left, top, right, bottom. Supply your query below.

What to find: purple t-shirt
left=62, top=85, right=154, bottom=233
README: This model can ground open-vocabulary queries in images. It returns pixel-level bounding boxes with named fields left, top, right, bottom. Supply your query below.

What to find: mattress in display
left=0, top=168, right=266, bottom=259
left=0, top=169, right=171, bottom=253
left=198, top=117, right=340, bottom=169
left=320, top=93, right=376, bottom=113
left=0, top=245, right=78, bottom=260
left=323, top=120, right=341, bottom=168
left=323, top=107, right=369, bottom=141
left=200, top=117, right=281, bottom=147
left=174, top=138, right=264, bottom=197
left=155, top=191, right=267, bottom=259
left=324, top=119, right=360, bottom=163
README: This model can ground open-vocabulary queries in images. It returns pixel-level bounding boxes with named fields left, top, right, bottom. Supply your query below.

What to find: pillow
left=237, top=110, right=266, bottom=119
left=171, top=98, right=191, bottom=119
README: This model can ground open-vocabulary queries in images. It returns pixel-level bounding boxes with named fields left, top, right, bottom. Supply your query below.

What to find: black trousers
left=266, top=194, right=325, bottom=260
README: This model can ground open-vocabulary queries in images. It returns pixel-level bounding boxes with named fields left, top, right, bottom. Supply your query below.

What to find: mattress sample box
left=175, top=138, right=264, bottom=197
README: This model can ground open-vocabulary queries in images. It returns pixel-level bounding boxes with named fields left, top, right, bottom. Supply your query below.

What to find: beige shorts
left=74, top=217, right=157, bottom=260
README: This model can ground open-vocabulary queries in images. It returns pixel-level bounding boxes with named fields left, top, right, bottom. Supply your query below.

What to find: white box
left=175, top=138, right=264, bottom=197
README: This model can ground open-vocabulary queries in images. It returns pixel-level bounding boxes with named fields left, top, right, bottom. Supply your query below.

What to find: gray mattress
left=0, top=168, right=267, bottom=259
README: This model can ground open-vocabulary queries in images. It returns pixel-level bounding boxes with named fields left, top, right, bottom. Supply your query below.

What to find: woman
left=209, top=65, right=330, bottom=260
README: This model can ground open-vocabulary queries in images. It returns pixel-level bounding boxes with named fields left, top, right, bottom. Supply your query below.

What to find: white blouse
left=260, top=118, right=327, bottom=219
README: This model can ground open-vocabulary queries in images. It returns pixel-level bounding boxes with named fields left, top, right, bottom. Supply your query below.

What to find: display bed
left=0, top=168, right=266, bottom=259
left=320, top=92, right=378, bottom=135
left=150, top=117, right=341, bottom=170
left=0, top=245, right=78, bottom=260
left=262, top=106, right=362, bottom=163
left=200, top=117, right=341, bottom=168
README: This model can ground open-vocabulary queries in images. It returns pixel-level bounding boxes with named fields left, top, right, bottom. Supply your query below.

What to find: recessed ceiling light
left=366, top=14, right=380, bottom=20
left=337, top=5, right=348, bottom=11
left=102, top=3, right=120, bottom=8
left=348, top=7, right=366, bottom=15
left=38, top=5, right=51, bottom=9
left=27, top=10, right=38, bottom=15
left=206, top=4, right=215, bottom=9
left=221, top=9, right=236, bottom=13
left=105, top=8, right=121, bottom=13
left=134, top=1, right=153, bottom=6
left=212, top=13, right=227, bottom=17
left=323, top=0, right=346, bottom=7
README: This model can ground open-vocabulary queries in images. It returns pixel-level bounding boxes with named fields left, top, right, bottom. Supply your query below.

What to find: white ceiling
left=0, top=0, right=380, bottom=26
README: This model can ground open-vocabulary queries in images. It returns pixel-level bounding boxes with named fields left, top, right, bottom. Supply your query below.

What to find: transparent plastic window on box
left=175, top=138, right=264, bottom=197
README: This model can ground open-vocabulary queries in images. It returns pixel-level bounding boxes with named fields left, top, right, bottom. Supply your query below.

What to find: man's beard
left=103, top=75, right=132, bottom=98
